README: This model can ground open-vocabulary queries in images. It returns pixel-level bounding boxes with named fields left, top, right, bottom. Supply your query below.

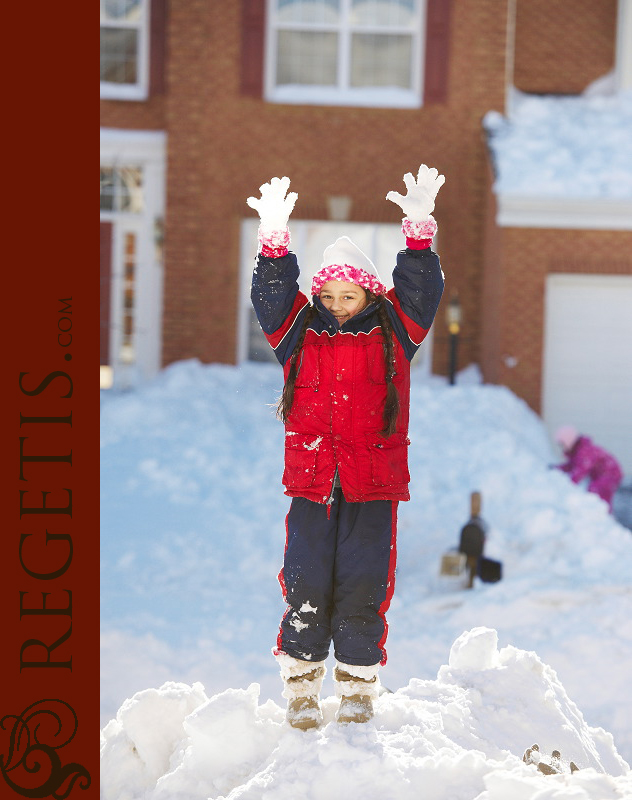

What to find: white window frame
left=239, top=217, right=435, bottom=375
left=100, top=0, right=150, bottom=101
left=264, top=0, right=425, bottom=108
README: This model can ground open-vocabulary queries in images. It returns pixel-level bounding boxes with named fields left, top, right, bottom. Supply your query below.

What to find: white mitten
left=386, top=164, right=445, bottom=221
left=247, top=176, right=298, bottom=233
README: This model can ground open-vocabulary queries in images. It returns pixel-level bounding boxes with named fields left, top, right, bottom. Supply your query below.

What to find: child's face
left=319, top=281, right=368, bottom=324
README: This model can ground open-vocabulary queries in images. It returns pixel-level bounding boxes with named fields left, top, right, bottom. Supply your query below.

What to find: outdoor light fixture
left=326, top=195, right=352, bottom=222
left=446, top=293, right=462, bottom=385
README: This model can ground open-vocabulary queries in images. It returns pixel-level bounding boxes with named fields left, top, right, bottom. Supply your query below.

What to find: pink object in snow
left=554, top=425, right=579, bottom=451
left=557, top=435, right=624, bottom=511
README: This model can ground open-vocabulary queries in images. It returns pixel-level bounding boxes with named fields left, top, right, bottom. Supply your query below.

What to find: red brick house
left=100, top=0, right=632, bottom=470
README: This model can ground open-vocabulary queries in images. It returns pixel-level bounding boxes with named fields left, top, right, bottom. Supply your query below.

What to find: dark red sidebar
left=0, top=4, right=98, bottom=798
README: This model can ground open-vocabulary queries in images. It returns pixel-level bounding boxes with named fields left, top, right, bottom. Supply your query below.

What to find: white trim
left=265, top=85, right=421, bottom=108
left=496, top=195, right=632, bottom=231
left=100, top=82, right=149, bottom=101
left=264, top=0, right=424, bottom=108
left=100, top=128, right=166, bottom=161
left=616, top=0, right=632, bottom=91
left=100, top=128, right=166, bottom=388
left=100, top=0, right=150, bottom=101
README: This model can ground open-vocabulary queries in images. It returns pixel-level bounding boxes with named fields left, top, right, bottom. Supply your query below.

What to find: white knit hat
left=311, top=236, right=387, bottom=297
left=554, top=425, right=579, bottom=451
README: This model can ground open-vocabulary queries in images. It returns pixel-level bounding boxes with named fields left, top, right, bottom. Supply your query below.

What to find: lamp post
left=446, top=293, right=462, bottom=385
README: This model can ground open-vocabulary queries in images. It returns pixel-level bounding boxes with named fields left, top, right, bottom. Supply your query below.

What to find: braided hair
left=277, top=293, right=400, bottom=436
left=375, top=295, right=400, bottom=437
left=277, top=305, right=317, bottom=423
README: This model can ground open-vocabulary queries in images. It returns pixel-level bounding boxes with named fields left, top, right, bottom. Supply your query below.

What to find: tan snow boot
left=286, top=691, right=322, bottom=731
left=334, top=663, right=380, bottom=725
left=276, top=655, right=326, bottom=731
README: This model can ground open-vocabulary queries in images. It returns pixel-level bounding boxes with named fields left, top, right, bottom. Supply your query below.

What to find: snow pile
left=484, top=88, right=632, bottom=198
left=100, top=627, right=631, bottom=800
left=100, top=360, right=632, bottom=767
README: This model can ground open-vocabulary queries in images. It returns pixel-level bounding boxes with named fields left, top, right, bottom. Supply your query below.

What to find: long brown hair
left=278, top=294, right=400, bottom=436
left=277, top=305, right=317, bottom=423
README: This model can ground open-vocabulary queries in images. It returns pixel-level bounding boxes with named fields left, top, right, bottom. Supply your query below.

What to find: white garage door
left=542, top=274, right=632, bottom=476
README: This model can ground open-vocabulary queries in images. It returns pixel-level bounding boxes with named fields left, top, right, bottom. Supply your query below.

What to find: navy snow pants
left=276, top=489, right=398, bottom=667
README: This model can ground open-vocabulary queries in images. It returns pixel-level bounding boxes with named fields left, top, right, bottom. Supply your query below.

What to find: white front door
left=100, top=129, right=165, bottom=389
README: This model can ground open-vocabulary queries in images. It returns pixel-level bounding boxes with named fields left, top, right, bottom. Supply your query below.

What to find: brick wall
left=513, top=0, right=617, bottom=94
left=480, top=158, right=503, bottom=385
left=100, top=0, right=623, bottom=395
left=158, top=0, right=511, bottom=371
left=482, top=225, right=632, bottom=412
left=100, top=98, right=165, bottom=130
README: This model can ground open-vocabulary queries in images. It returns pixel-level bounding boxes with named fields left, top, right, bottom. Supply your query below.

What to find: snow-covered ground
left=484, top=87, right=632, bottom=198
left=101, top=359, right=632, bottom=798
left=101, top=628, right=632, bottom=800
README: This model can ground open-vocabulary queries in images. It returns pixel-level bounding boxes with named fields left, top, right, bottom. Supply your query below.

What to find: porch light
left=445, top=293, right=462, bottom=385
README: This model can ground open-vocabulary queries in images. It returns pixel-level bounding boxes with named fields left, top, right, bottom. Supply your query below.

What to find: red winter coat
left=251, top=246, right=444, bottom=504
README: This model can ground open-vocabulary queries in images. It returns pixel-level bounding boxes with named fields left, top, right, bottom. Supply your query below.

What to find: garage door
left=542, top=274, right=632, bottom=475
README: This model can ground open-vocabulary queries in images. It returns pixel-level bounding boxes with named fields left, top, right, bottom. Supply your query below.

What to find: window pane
left=277, top=31, right=338, bottom=85
left=100, top=168, right=115, bottom=211
left=102, top=0, right=142, bottom=22
left=351, top=33, right=411, bottom=88
left=277, top=0, right=340, bottom=24
left=100, top=27, right=138, bottom=84
left=118, top=168, right=143, bottom=213
left=100, top=166, right=143, bottom=213
left=351, top=0, right=416, bottom=27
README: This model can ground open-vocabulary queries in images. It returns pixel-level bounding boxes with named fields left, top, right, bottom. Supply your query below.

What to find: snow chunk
left=448, top=626, right=500, bottom=670
left=290, top=615, right=309, bottom=632
left=100, top=681, right=207, bottom=800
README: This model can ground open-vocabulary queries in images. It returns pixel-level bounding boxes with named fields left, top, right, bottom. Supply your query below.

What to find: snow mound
left=101, top=360, right=632, bottom=765
left=100, top=628, right=631, bottom=800
left=484, top=88, right=632, bottom=199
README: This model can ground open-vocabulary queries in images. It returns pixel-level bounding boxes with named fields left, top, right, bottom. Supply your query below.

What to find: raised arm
left=248, top=177, right=309, bottom=365
left=385, top=164, right=446, bottom=360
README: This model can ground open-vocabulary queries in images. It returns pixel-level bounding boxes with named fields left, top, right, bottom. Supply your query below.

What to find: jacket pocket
left=366, top=432, right=410, bottom=486
left=294, top=344, right=320, bottom=389
left=365, top=338, right=386, bottom=384
left=282, top=432, right=322, bottom=489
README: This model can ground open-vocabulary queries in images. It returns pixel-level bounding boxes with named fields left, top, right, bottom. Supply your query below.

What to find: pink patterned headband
left=311, top=264, right=387, bottom=297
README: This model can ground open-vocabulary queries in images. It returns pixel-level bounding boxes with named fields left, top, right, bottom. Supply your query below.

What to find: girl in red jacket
left=248, top=166, right=445, bottom=729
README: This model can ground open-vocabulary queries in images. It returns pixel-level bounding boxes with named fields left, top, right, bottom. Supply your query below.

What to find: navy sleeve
left=385, top=247, right=445, bottom=361
left=250, top=251, right=310, bottom=366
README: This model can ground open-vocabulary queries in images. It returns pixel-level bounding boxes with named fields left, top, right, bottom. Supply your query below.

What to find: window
left=100, top=0, right=149, bottom=100
left=239, top=218, right=435, bottom=373
left=266, top=0, right=425, bottom=107
left=100, top=166, right=144, bottom=213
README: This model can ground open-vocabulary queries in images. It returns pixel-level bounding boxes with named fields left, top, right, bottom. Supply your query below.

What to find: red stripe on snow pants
left=276, top=489, right=398, bottom=667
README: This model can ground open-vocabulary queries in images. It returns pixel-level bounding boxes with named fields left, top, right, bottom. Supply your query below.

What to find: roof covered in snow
left=484, top=87, right=632, bottom=200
